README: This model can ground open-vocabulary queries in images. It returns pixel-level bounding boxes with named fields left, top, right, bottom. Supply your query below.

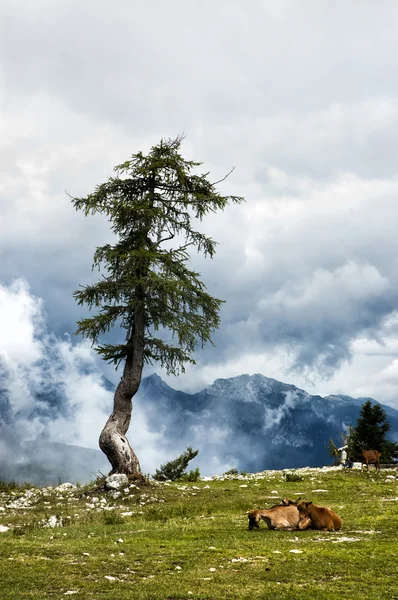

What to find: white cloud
left=1, top=1, right=398, bottom=429
left=0, top=280, right=165, bottom=476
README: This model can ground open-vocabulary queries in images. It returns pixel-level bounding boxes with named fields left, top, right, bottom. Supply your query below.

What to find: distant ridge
left=1, top=372, right=397, bottom=484
left=135, top=372, right=398, bottom=473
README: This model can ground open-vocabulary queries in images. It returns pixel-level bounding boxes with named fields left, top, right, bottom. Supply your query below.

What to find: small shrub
left=179, top=468, right=201, bottom=482
left=284, top=471, right=304, bottom=482
left=153, top=447, right=199, bottom=481
left=224, top=468, right=238, bottom=476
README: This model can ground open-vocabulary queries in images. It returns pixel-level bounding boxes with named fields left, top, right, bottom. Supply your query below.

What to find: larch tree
left=71, top=136, right=244, bottom=479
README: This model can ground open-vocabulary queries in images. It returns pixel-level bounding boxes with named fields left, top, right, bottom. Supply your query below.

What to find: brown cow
left=297, top=501, right=342, bottom=532
left=247, top=498, right=300, bottom=530
left=361, top=449, right=381, bottom=471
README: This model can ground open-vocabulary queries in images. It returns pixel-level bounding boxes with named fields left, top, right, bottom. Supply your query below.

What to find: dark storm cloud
left=2, top=0, right=398, bottom=389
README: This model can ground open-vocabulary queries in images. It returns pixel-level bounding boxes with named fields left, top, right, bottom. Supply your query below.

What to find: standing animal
left=247, top=498, right=300, bottom=530
left=361, top=449, right=381, bottom=471
left=297, top=501, right=342, bottom=532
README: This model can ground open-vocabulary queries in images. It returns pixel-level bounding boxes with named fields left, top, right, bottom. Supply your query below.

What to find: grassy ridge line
left=0, top=468, right=397, bottom=599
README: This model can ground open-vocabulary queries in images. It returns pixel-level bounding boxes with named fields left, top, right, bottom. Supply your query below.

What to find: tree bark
left=99, top=301, right=145, bottom=480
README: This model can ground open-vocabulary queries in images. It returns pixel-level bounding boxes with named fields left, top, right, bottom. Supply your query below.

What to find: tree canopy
left=347, top=400, right=398, bottom=462
left=72, top=135, right=244, bottom=375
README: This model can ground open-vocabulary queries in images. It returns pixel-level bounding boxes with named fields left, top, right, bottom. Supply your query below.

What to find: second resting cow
left=297, top=500, right=342, bottom=532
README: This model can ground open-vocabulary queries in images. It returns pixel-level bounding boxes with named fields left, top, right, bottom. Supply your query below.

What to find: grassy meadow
left=0, top=467, right=397, bottom=600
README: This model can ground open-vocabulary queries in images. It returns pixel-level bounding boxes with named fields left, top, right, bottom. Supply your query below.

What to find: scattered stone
left=43, top=516, right=63, bottom=528
left=64, top=591, right=78, bottom=595
left=104, top=575, right=117, bottom=581
left=209, top=567, right=216, bottom=572
left=109, top=491, right=121, bottom=500
left=312, top=489, right=328, bottom=493
left=105, top=474, right=129, bottom=490
left=175, top=566, right=182, bottom=570
left=289, top=549, right=303, bottom=554
left=231, top=557, right=248, bottom=563
left=0, top=525, right=10, bottom=533
left=55, top=483, right=76, bottom=492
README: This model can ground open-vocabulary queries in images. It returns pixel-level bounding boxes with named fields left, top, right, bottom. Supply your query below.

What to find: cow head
left=297, top=500, right=312, bottom=518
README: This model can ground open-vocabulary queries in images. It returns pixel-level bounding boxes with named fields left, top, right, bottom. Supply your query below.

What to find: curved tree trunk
left=99, top=301, right=145, bottom=480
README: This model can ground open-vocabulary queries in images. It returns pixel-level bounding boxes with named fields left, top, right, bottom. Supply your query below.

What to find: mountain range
left=135, top=373, right=398, bottom=474
left=1, top=372, right=398, bottom=484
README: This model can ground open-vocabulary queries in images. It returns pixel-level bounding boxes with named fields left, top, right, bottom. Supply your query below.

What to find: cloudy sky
left=2, top=0, right=398, bottom=474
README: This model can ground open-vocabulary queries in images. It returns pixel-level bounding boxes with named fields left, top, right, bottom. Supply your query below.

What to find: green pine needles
left=153, top=447, right=199, bottom=481
left=71, top=135, right=244, bottom=374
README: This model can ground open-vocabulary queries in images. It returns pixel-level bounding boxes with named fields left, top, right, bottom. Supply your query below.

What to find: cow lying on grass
left=247, top=498, right=300, bottom=530
left=297, top=500, right=342, bottom=532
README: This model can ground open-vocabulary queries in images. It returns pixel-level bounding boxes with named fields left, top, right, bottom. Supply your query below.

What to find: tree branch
left=211, top=166, right=235, bottom=186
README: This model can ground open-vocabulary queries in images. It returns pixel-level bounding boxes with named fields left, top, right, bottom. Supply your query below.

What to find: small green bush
left=284, top=471, right=304, bottom=482
left=223, top=468, right=238, bottom=475
left=153, top=447, right=199, bottom=481
left=179, top=468, right=201, bottom=482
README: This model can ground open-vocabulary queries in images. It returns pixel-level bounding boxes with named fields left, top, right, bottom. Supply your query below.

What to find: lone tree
left=71, top=136, right=243, bottom=478
left=347, top=399, right=398, bottom=463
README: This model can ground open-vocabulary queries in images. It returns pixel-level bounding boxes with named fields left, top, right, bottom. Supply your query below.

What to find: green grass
left=0, top=468, right=397, bottom=599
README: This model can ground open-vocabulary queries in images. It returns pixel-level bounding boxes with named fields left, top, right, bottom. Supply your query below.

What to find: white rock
left=209, top=567, right=216, bottom=572
left=64, top=591, right=78, bottom=596
left=117, top=538, right=124, bottom=543
left=231, top=557, right=248, bottom=563
left=43, top=516, right=63, bottom=528
left=104, top=576, right=117, bottom=581
left=0, top=525, right=10, bottom=533
left=175, top=566, right=182, bottom=570
left=289, top=549, right=303, bottom=554
left=55, top=483, right=76, bottom=492
left=105, top=474, right=129, bottom=490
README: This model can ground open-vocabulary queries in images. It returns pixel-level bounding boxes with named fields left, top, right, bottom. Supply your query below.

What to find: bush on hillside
left=284, top=471, right=304, bottom=482
left=153, top=447, right=199, bottom=481
left=179, top=468, right=201, bottom=482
